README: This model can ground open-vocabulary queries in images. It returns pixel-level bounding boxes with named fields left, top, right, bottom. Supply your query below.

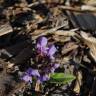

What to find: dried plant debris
left=73, top=13, right=96, bottom=31
left=0, top=0, right=96, bottom=96
left=80, top=31, right=96, bottom=62
left=0, top=22, right=13, bottom=36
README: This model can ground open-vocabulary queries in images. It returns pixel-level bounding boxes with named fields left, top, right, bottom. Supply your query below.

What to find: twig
left=28, top=0, right=46, bottom=7
left=59, top=5, right=96, bottom=12
left=32, top=23, right=69, bottom=40
left=53, top=30, right=76, bottom=36
left=0, top=23, right=13, bottom=36
left=28, top=0, right=64, bottom=8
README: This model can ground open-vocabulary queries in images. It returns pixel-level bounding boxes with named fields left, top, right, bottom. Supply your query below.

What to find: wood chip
left=0, top=23, right=13, bottom=36
left=80, top=31, right=96, bottom=62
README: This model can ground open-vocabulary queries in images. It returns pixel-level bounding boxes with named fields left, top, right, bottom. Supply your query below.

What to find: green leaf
left=50, top=73, right=75, bottom=84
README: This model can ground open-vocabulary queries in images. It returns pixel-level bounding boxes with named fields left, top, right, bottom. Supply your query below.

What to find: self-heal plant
left=21, top=37, right=60, bottom=84
left=20, top=36, right=75, bottom=94
left=21, top=63, right=60, bottom=83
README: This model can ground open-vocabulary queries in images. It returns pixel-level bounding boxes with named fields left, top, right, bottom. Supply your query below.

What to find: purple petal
left=26, top=68, right=40, bottom=77
left=38, top=74, right=50, bottom=82
left=26, top=68, right=33, bottom=76
left=53, top=64, right=60, bottom=69
left=37, top=37, right=48, bottom=48
left=40, top=37, right=48, bottom=47
left=36, top=43, right=41, bottom=49
left=41, top=47, right=48, bottom=54
left=21, top=74, right=32, bottom=83
left=36, top=37, right=48, bottom=55
left=37, top=46, right=48, bottom=55
left=47, top=45, right=57, bottom=58
left=49, top=55, right=55, bottom=60
left=31, top=69, right=40, bottom=77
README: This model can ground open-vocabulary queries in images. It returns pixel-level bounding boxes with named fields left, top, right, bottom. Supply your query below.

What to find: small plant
left=21, top=36, right=75, bottom=91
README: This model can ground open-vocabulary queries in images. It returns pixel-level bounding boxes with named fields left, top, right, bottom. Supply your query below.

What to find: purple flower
left=47, top=45, right=57, bottom=59
left=26, top=68, right=40, bottom=77
left=21, top=68, right=40, bottom=83
left=36, top=37, right=57, bottom=59
left=36, top=37, right=48, bottom=55
left=21, top=74, right=32, bottom=83
left=38, top=74, right=50, bottom=83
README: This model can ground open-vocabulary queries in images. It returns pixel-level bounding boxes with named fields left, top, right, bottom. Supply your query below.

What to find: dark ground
left=0, top=0, right=96, bottom=96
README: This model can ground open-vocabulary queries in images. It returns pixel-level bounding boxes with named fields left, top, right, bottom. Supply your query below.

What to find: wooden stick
left=59, top=5, right=96, bottom=12
left=0, top=23, right=13, bottom=36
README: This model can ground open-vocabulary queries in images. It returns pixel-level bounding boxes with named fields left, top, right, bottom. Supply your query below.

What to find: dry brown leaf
left=84, top=0, right=96, bottom=6
left=62, top=42, right=78, bottom=55
left=54, top=30, right=76, bottom=36
left=54, top=35, right=71, bottom=43
left=80, top=31, right=96, bottom=62
left=81, top=5, right=96, bottom=11
left=74, top=71, right=82, bottom=93
left=35, top=82, right=40, bottom=92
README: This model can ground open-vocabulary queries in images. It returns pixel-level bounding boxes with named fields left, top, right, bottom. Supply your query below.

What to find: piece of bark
left=5, top=40, right=31, bottom=55
left=28, top=0, right=64, bottom=7
left=0, top=59, right=16, bottom=96
left=59, top=5, right=96, bottom=12
left=84, top=0, right=96, bottom=6
left=62, top=42, right=78, bottom=55
left=0, top=23, right=13, bottom=36
left=54, top=30, right=76, bottom=36
left=31, top=23, right=70, bottom=40
left=74, top=13, right=96, bottom=31
left=65, top=10, right=79, bottom=28
left=53, top=35, right=71, bottom=43
left=0, top=40, right=31, bottom=59
left=80, top=31, right=96, bottom=62
left=74, top=71, right=82, bottom=94
left=9, top=46, right=33, bottom=64
left=90, top=77, right=96, bottom=96
left=65, top=6, right=96, bottom=31
left=8, top=82, right=26, bottom=96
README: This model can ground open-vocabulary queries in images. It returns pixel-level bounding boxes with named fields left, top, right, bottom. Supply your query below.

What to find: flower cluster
left=21, top=68, right=40, bottom=83
left=21, top=37, right=60, bottom=83
left=36, top=37, right=57, bottom=60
